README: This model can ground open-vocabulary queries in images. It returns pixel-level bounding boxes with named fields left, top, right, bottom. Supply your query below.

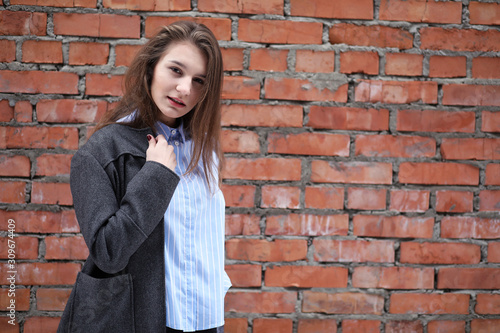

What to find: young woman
left=58, top=21, right=230, bottom=333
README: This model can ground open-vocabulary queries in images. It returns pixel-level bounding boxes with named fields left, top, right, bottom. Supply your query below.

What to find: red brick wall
left=1, top=1, right=499, bottom=332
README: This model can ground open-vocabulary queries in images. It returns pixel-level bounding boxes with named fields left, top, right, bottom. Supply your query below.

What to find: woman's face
left=151, top=41, right=207, bottom=127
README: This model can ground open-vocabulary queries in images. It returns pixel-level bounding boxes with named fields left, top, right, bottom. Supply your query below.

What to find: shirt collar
left=155, top=121, right=186, bottom=144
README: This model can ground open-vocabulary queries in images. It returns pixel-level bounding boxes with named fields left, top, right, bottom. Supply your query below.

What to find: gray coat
left=58, top=124, right=180, bottom=333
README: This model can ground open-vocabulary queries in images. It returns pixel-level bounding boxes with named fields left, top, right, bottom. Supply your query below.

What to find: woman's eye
left=170, top=67, right=181, bottom=75
left=194, top=78, right=205, bottom=85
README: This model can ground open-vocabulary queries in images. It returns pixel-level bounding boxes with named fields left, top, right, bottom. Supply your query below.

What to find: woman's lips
left=168, top=96, right=186, bottom=107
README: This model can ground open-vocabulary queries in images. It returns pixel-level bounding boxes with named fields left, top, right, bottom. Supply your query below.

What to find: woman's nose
left=176, top=78, right=191, bottom=96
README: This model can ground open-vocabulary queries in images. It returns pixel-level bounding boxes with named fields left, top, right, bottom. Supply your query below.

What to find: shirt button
left=171, top=129, right=176, bottom=134
left=174, top=141, right=179, bottom=146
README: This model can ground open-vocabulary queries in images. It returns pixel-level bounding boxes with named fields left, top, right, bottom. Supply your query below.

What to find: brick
left=303, top=291, right=384, bottom=314
left=340, top=51, right=379, bottom=75
left=31, top=182, right=72, bottom=205
left=0, top=100, right=14, bottom=122
left=103, top=0, right=190, bottom=11
left=238, top=19, right=322, bottom=44
left=298, top=319, right=337, bottom=333
left=343, top=320, right=380, bottom=333
left=385, top=53, right=423, bottom=76
left=253, top=318, right=292, bottom=333
left=355, top=80, right=437, bottom=104
left=482, top=111, right=500, bottom=133
left=24, top=317, right=60, bottom=333
left=443, top=84, right=500, bottom=106
left=145, top=17, right=231, bottom=40
left=220, top=184, right=255, bottom=208
left=0, top=70, right=78, bottom=94
left=470, top=2, right=500, bottom=25
left=0, top=236, right=38, bottom=259
left=69, top=42, right=109, bottom=65
left=3, top=126, right=78, bottom=149
left=307, top=106, right=389, bottom=131
left=223, top=157, right=301, bottom=181
left=222, top=76, right=260, bottom=100
left=225, top=264, right=261, bottom=287
left=295, top=50, right=334, bottom=73
left=0, top=288, right=30, bottom=311
left=0, top=155, right=30, bottom=177
left=115, top=44, right=142, bottom=67
left=0, top=262, right=80, bottom=285
left=199, top=0, right=282, bottom=14
left=265, top=77, right=348, bottom=102
left=420, top=27, right=500, bottom=52
left=225, top=291, right=296, bottom=313
left=380, top=0, right=461, bottom=23
left=11, top=0, right=72, bottom=5
left=330, top=24, right=413, bottom=49
left=261, top=186, right=300, bottom=209
left=441, top=217, right=500, bottom=239
left=249, top=49, right=288, bottom=72
left=311, top=161, right=392, bottom=185
left=221, top=130, right=260, bottom=153
left=486, top=164, right=500, bottom=185
left=0, top=181, right=26, bottom=203
left=390, top=190, right=429, bottom=212
left=37, top=99, right=107, bottom=123
left=266, top=214, right=348, bottom=236
left=221, top=104, right=303, bottom=127
left=386, top=321, right=423, bottom=333
left=75, top=0, right=97, bottom=6
left=400, top=242, right=481, bottom=264
left=347, top=188, right=386, bottom=210
left=479, top=190, right=500, bottom=212
left=353, top=215, right=434, bottom=238
left=0, top=11, right=47, bottom=36
left=313, top=239, right=394, bottom=263
left=265, top=265, right=348, bottom=288
left=429, top=56, right=466, bottom=78
left=0, top=210, right=79, bottom=233
left=14, top=101, right=32, bottom=123
left=36, top=288, right=71, bottom=311
left=22, top=40, right=62, bottom=64
left=436, top=190, right=474, bottom=213
left=355, top=135, right=435, bottom=158
left=472, top=57, right=500, bottom=79
left=471, top=319, right=500, bottom=333
left=397, top=109, right=475, bottom=133
left=85, top=73, right=124, bottom=96
left=399, top=162, right=479, bottom=186
left=390, top=293, right=469, bottom=314
left=0, top=40, right=16, bottom=62
left=45, top=236, right=88, bottom=260
left=225, top=214, right=260, bottom=235
left=489, top=243, right=500, bottom=263
left=0, top=317, right=19, bottom=332
left=268, top=132, right=349, bottom=156
left=427, top=321, right=466, bottom=333
left=225, top=318, right=247, bottom=333
left=291, top=0, right=372, bottom=19
left=53, top=13, right=140, bottom=38
left=305, top=186, right=344, bottom=210
left=476, top=294, right=500, bottom=314
left=226, top=239, right=307, bottom=261
left=221, top=48, right=244, bottom=71
left=439, top=268, right=500, bottom=290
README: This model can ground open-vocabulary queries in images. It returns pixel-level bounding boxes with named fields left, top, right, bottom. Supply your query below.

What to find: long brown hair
left=96, top=21, right=224, bottom=188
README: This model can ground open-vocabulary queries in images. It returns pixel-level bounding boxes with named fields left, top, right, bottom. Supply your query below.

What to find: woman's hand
left=146, top=134, right=177, bottom=171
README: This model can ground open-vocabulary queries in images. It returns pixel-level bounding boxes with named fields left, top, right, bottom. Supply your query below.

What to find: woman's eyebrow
left=168, top=60, right=206, bottom=78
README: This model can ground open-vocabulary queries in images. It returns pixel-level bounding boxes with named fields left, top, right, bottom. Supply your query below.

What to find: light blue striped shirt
left=156, top=121, right=231, bottom=331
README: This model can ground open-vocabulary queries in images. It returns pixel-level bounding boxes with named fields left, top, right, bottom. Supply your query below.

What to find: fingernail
left=147, top=134, right=153, bottom=141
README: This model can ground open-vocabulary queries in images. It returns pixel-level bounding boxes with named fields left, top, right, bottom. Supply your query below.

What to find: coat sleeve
left=70, top=150, right=180, bottom=274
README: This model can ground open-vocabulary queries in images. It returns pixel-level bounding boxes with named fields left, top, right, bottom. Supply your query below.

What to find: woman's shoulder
left=76, top=124, right=154, bottom=165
